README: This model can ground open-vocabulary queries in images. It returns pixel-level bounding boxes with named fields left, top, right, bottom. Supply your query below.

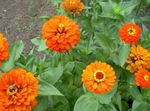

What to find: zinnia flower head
left=0, top=68, right=38, bottom=111
left=135, top=69, right=150, bottom=88
left=82, top=61, right=116, bottom=94
left=42, top=16, right=80, bottom=52
left=126, top=45, right=150, bottom=73
left=61, top=0, right=85, bottom=14
left=0, top=33, right=9, bottom=66
left=119, top=23, right=141, bottom=44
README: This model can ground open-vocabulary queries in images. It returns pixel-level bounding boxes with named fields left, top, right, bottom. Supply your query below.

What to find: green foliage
left=40, top=66, right=64, bottom=85
left=1, top=40, right=24, bottom=72
left=33, top=96, right=50, bottom=111
left=118, top=44, right=130, bottom=67
left=74, top=93, right=99, bottom=111
left=132, top=100, right=150, bottom=111
left=31, top=37, right=47, bottom=51
left=74, top=82, right=118, bottom=111
left=38, top=78, right=63, bottom=96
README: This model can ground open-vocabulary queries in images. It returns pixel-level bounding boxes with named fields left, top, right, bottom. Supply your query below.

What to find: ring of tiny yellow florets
left=94, top=70, right=106, bottom=83
left=6, top=84, right=18, bottom=96
left=144, top=74, right=149, bottom=81
left=128, top=27, right=136, bottom=36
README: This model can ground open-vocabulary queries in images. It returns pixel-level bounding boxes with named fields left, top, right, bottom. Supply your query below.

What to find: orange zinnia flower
left=119, top=23, right=141, bottom=44
left=61, top=0, right=84, bottom=14
left=82, top=61, right=116, bottom=94
left=42, top=16, right=80, bottom=52
left=126, top=45, right=150, bottom=73
left=135, top=69, right=150, bottom=88
left=0, top=68, right=38, bottom=111
left=0, top=33, right=9, bottom=66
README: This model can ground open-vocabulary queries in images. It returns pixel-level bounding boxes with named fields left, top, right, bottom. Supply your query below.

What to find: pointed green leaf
left=132, top=100, right=150, bottom=111
left=119, top=44, right=130, bottom=67
left=38, top=78, right=63, bottom=96
left=74, top=93, right=99, bottom=111
left=31, top=37, right=47, bottom=51
left=40, top=66, right=64, bottom=85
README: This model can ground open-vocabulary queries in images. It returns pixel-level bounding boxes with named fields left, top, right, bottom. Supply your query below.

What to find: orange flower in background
left=126, top=45, right=150, bottom=73
left=0, top=33, right=9, bottom=66
left=61, top=0, right=85, bottom=14
left=119, top=23, right=141, bottom=44
left=135, top=69, right=150, bottom=88
left=82, top=61, right=116, bottom=94
left=0, top=68, right=38, bottom=111
left=42, top=16, right=80, bottom=52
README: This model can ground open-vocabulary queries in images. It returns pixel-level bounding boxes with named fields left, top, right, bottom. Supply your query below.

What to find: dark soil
left=0, top=0, right=55, bottom=52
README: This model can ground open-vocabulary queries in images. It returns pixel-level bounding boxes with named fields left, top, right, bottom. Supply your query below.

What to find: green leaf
left=99, top=1, right=120, bottom=19
left=1, top=41, right=24, bottom=71
left=40, top=66, right=64, bottom=85
left=73, top=61, right=86, bottom=87
left=122, top=101, right=129, bottom=111
left=147, top=0, right=150, bottom=3
left=140, top=24, right=150, bottom=49
left=49, top=96, right=70, bottom=111
left=110, top=53, right=120, bottom=65
left=64, top=62, right=75, bottom=73
left=81, top=16, right=94, bottom=32
left=99, top=104, right=117, bottom=111
left=33, top=96, right=49, bottom=111
left=118, top=44, right=130, bottom=67
left=96, top=82, right=118, bottom=104
left=74, top=93, right=99, bottom=111
left=141, top=88, right=150, bottom=101
left=132, top=100, right=150, bottom=111
left=141, top=24, right=150, bottom=39
left=127, top=73, right=144, bottom=101
left=112, top=93, right=122, bottom=111
left=38, top=78, right=63, bottom=96
left=121, top=0, right=140, bottom=16
left=31, top=37, right=47, bottom=51
left=94, top=32, right=117, bottom=51
left=136, top=16, right=150, bottom=23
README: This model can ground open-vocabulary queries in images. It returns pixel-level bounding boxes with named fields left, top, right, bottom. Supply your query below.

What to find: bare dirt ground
left=0, top=0, right=55, bottom=52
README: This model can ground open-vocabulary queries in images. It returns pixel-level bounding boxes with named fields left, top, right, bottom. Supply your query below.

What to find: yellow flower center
left=144, top=75, right=149, bottom=81
left=59, top=23, right=64, bottom=28
left=6, top=84, right=18, bottom=95
left=128, top=27, right=136, bottom=36
left=58, top=23, right=65, bottom=33
left=94, top=70, right=106, bottom=82
left=70, top=1, right=75, bottom=5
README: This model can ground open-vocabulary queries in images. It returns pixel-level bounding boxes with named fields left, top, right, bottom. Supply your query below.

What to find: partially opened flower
left=82, top=61, right=116, bottom=94
left=0, top=33, right=9, bottom=66
left=42, top=16, right=80, bottom=52
left=61, top=0, right=85, bottom=14
left=126, top=45, right=150, bottom=73
left=0, top=68, right=38, bottom=111
left=135, top=69, right=150, bottom=88
left=119, top=23, right=141, bottom=44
